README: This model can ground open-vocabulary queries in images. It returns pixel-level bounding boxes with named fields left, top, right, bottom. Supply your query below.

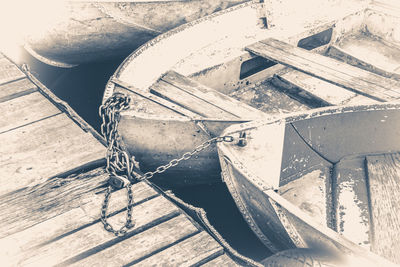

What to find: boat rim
left=218, top=102, right=400, bottom=136
left=102, top=0, right=257, bottom=103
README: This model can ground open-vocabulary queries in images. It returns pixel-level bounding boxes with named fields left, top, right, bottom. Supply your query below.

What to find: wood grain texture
left=200, top=253, right=239, bottom=266
left=334, top=156, right=370, bottom=249
left=134, top=231, right=223, bottom=266
left=0, top=181, right=158, bottom=261
left=15, top=195, right=179, bottom=266
left=0, top=91, right=61, bottom=133
left=70, top=215, right=199, bottom=266
left=0, top=113, right=105, bottom=196
left=0, top=168, right=108, bottom=238
left=275, top=69, right=376, bottom=106
left=0, top=57, right=25, bottom=86
left=162, top=71, right=266, bottom=119
left=0, top=78, right=37, bottom=103
left=246, top=38, right=400, bottom=101
left=112, top=78, right=199, bottom=119
left=230, top=80, right=310, bottom=115
left=151, top=80, right=236, bottom=119
left=366, top=153, right=400, bottom=264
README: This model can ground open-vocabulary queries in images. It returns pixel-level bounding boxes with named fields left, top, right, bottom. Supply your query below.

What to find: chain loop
left=99, top=93, right=237, bottom=236
left=99, top=93, right=137, bottom=236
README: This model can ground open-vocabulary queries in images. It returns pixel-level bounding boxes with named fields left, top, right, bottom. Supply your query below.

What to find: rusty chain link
left=99, top=93, right=236, bottom=236
left=99, top=93, right=138, bottom=236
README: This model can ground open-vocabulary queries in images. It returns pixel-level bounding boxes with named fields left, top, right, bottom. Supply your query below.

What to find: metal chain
left=139, top=135, right=235, bottom=180
left=99, top=93, right=137, bottom=237
left=99, top=93, right=237, bottom=236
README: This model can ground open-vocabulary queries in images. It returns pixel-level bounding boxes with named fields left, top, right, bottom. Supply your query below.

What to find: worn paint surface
left=218, top=103, right=400, bottom=265
left=101, top=0, right=400, bottom=187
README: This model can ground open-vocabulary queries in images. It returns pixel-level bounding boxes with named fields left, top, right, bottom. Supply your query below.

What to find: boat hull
left=24, top=0, right=247, bottom=67
left=119, top=113, right=247, bottom=186
left=103, top=0, right=400, bottom=188
left=218, top=103, right=400, bottom=265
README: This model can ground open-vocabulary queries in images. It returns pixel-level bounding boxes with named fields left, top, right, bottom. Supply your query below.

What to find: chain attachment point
left=99, top=93, right=238, bottom=236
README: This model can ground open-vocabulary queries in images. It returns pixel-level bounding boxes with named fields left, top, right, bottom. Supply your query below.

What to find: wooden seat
left=273, top=69, right=377, bottom=106
left=150, top=71, right=266, bottom=119
left=246, top=38, right=400, bottom=102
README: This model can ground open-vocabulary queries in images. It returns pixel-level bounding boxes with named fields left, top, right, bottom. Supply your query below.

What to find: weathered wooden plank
left=0, top=167, right=107, bottom=238
left=0, top=113, right=105, bottom=196
left=134, top=231, right=223, bottom=266
left=0, top=181, right=158, bottom=262
left=366, top=153, right=400, bottom=264
left=15, top=195, right=179, bottom=266
left=112, top=78, right=201, bottom=119
left=246, top=38, right=400, bottom=101
left=275, top=69, right=377, bottom=106
left=230, top=80, right=310, bottom=114
left=0, top=57, right=25, bottom=86
left=278, top=165, right=331, bottom=228
left=162, top=71, right=266, bottom=119
left=70, top=215, right=200, bottom=266
left=0, top=78, right=37, bottom=103
left=0, top=91, right=61, bottom=133
left=151, top=80, right=237, bottom=119
left=334, top=156, right=370, bottom=249
left=201, top=253, right=238, bottom=266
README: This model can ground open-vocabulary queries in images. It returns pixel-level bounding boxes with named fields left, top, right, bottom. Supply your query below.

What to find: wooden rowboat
left=217, top=103, right=400, bottom=265
left=104, top=0, right=400, bottom=186
left=23, top=0, right=247, bottom=67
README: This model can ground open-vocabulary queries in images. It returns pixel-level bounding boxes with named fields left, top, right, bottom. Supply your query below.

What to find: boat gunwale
left=104, top=0, right=373, bottom=104
left=102, top=1, right=256, bottom=103
left=218, top=102, right=400, bottom=136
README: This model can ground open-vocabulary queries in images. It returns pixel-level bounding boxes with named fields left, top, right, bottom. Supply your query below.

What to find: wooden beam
left=151, top=80, right=237, bottom=119
left=0, top=91, right=61, bottom=133
left=133, top=231, right=223, bottom=266
left=69, top=215, right=200, bottom=266
left=0, top=168, right=109, bottom=238
left=162, top=71, right=266, bottom=119
left=0, top=57, right=25, bottom=86
left=366, top=153, right=400, bottom=264
left=12, top=195, right=179, bottom=266
left=274, top=69, right=377, bottom=106
left=0, top=78, right=37, bottom=103
left=0, top=180, right=158, bottom=258
left=0, top=113, right=105, bottom=196
left=112, top=78, right=201, bottom=119
left=201, top=253, right=239, bottom=266
left=246, top=38, right=400, bottom=101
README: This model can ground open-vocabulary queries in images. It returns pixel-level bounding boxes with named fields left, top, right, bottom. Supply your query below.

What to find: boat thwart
left=103, top=0, right=400, bottom=186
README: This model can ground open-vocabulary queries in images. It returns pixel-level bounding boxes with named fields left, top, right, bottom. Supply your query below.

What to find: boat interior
left=111, top=0, right=400, bottom=125
left=268, top=106, right=400, bottom=264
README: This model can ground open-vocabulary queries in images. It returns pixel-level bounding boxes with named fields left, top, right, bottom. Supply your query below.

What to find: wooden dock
left=0, top=53, right=240, bottom=266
